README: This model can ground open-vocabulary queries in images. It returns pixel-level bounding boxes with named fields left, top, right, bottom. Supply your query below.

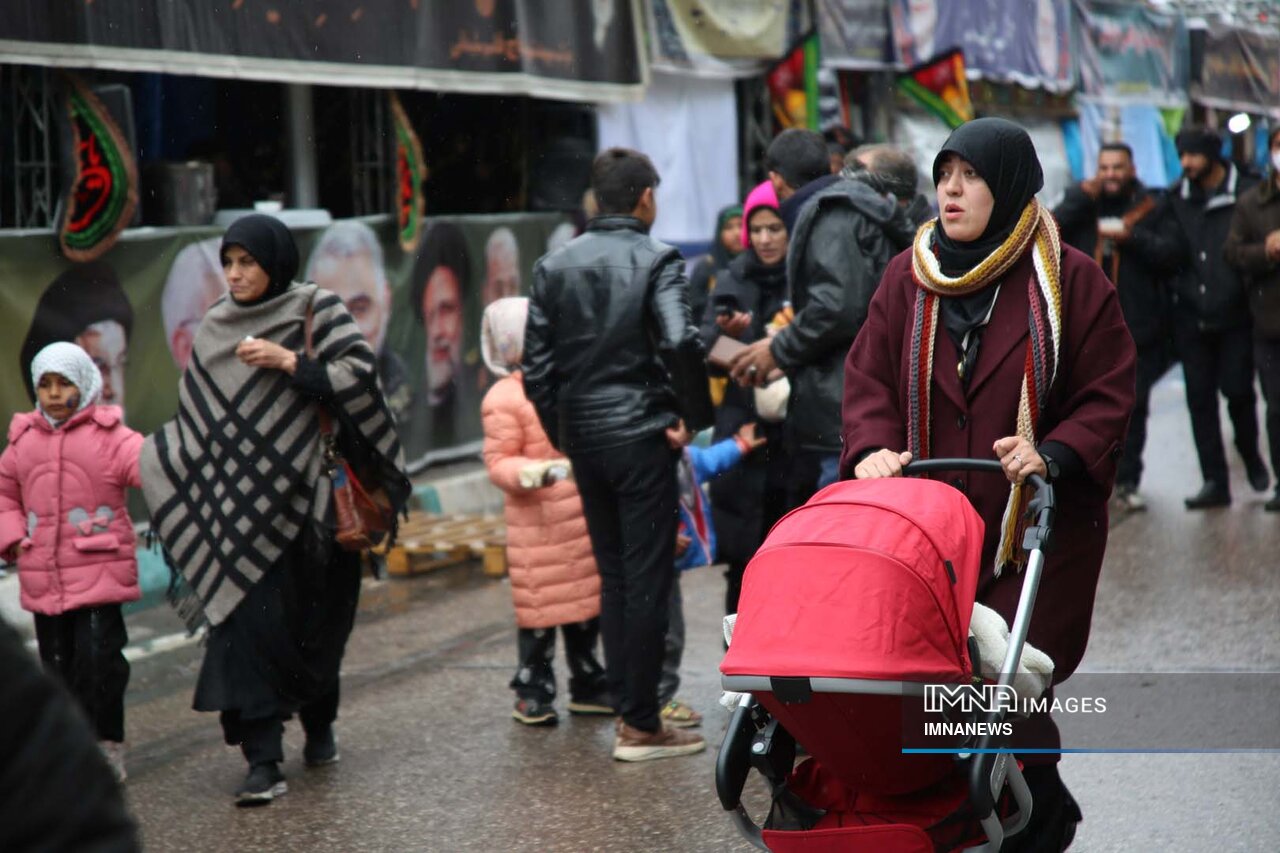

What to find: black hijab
left=931, top=118, right=1043, bottom=275
left=710, top=204, right=744, bottom=269
left=220, top=214, right=300, bottom=306
left=930, top=119, right=1043, bottom=387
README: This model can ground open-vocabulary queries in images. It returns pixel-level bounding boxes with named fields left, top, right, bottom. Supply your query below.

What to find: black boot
left=303, top=726, right=339, bottom=767
left=1185, top=481, right=1231, bottom=509
left=1244, top=456, right=1271, bottom=493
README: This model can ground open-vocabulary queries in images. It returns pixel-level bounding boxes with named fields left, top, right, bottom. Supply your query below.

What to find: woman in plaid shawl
left=141, top=215, right=409, bottom=806
left=840, top=119, right=1136, bottom=851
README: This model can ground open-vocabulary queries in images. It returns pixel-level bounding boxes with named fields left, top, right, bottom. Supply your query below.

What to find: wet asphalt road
left=118, top=368, right=1279, bottom=851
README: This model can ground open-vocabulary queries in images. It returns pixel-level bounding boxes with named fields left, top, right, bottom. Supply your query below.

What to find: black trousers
left=33, top=604, right=130, bottom=743
left=510, top=618, right=606, bottom=704
left=223, top=686, right=341, bottom=766
left=198, top=543, right=362, bottom=766
left=570, top=434, right=679, bottom=733
left=1256, top=336, right=1280, bottom=483
left=1116, top=343, right=1170, bottom=489
left=1175, top=321, right=1261, bottom=485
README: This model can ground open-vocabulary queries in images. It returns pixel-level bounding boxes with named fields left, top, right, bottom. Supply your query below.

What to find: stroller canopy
left=722, top=478, right=986, bottom=683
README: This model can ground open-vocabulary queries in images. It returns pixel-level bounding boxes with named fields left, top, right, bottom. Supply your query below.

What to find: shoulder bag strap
left=305, top=293, right=337, bottom=445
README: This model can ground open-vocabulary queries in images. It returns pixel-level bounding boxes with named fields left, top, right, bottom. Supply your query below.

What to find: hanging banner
left=1195, top=24, right=1280, bottom=118
left=890, top=0, right=1073, bottom=92
left=390, top=93, right=427, bottom=254
left=766, top=35, right=821, bottom=131
left=1073, top=0, right=1188, bottom=106
left=648, top=0, right=809, bottom=78
left=0, top=0, right=646, bottom=102
left=0, top=213, right=569, bottom=474
left=818, top=0, right=894, bottom=70
left=897, top=49, right=974, bottom=129
left=58, top=75, right=139, bottom=263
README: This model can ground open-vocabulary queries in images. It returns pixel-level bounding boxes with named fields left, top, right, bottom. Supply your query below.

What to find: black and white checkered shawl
left=141, top=284, right=405, bottom=627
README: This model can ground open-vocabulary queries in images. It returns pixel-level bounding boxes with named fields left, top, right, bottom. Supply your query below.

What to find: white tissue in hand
left=517, top=460, right=573, bottom=489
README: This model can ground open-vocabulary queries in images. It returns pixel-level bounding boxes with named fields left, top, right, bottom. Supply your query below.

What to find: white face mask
left=1271, top=149, right=1280, bottom=173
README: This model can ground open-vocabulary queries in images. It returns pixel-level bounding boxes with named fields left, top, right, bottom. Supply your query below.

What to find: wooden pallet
left=379, top=512, right=507, bottom=577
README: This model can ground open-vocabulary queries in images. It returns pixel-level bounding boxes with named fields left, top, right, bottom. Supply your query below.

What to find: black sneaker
left=235, top=762, right=287, bottom=807
left=303, top=728, right=339, bottom=768
left=567, top=690, right=616, bottom=716
left=1185, top=482, right=1230, bottom=509
left=512, top=698, right=558, bottom=726
left=1113, top=484, right=1147, bottom=512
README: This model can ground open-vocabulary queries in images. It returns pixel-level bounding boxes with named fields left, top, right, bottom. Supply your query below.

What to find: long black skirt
left=193, top=541, right=361, bottom=722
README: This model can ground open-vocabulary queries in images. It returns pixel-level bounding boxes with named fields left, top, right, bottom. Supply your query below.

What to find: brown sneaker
left=612, top=719, right=706, bottom=762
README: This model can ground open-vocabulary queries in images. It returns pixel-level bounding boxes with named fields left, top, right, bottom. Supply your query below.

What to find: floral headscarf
left=480, top=297, right=529, bottom=378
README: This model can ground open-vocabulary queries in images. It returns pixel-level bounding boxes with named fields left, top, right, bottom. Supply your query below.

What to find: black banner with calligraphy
left=58, top=75, right=139, bottom=262
left=0, top=0, right=645, bottom=102
left=1194, top=24, right=1280, bottom=118
left=390, top=93, right=427, bottom=253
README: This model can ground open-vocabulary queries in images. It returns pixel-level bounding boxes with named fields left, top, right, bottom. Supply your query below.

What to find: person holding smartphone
left=699, top=181, right=793, bottom=615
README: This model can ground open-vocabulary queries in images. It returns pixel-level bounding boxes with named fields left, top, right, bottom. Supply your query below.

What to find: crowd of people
left=2, top=110, right=1277, bottom=851
left=500, top=117, right=1278, bottom=849
left=1055, top=126, right=1280, bottom=511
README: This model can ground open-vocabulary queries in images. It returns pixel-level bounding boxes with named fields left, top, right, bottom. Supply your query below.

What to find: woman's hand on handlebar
left=854, top=449, right=912, bottom=479
left=993, top=435, right=1045, bottom=484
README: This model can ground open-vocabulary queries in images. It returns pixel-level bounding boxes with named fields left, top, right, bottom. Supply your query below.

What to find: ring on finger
left=1013, top=454, right=1022, bottom=466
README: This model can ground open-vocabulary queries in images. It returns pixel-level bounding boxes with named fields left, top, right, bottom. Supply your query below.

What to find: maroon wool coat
left=840, top=244, right=1136, bottom=683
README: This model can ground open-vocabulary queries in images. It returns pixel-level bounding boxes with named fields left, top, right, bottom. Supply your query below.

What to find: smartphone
left=713, top=293, right=742, bottom=317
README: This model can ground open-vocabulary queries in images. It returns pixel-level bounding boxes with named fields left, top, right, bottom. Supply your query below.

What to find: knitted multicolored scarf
left=908, top=199, right=1063, bottom=574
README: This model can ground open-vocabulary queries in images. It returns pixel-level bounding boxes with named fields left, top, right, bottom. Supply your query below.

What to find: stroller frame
left=717, top=459, right=1056, bottom=852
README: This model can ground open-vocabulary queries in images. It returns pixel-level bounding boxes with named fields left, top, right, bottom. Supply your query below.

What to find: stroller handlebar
left=901, top=458, right=1046, bottom=495
left=900, top=458, right=1054, bottom=553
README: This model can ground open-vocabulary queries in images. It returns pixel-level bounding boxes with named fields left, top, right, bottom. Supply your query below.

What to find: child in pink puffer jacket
left=0, top=342, right=144, bottom=781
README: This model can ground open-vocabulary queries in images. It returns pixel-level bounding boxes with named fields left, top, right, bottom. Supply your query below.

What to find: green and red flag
left=390, top=92, right=428, bottom=253
left=897, top=49, right=974, bottom=129
left=59, top=74, right=138, bottom=262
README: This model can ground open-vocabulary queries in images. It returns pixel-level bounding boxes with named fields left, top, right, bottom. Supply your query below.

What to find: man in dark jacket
left=730, top=129, right=898, bottom=506
left=1225, top=125, right=1280, bottom=511
left=523, top=147, right=712, bottom=761
left=1055, top=142, right=1178, bottom=511
left=843, top=143, right=934, bottom=236
left=1155, top=126, right=1268, bottom=508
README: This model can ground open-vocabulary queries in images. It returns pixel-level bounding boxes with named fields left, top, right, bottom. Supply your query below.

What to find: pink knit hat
left=741, top=180, right=781, bottom=249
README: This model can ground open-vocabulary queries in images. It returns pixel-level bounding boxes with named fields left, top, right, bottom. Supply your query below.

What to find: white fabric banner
left=596, top=72, right=740, bottom=247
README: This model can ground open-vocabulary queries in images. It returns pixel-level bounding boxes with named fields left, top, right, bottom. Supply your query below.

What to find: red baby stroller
left=716, top=460, right=1055, bottom=852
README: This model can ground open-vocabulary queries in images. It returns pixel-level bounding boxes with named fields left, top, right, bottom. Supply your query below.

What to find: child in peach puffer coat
left=0, top=342, right=144, bottom=781
left=480, top=298, right=611, bottom=727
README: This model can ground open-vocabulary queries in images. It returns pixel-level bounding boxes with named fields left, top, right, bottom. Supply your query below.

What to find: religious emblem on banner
left=390, top=93, right=428, bottom=253
left=58, top=75, right=138, bottom=262
left=897, top=49, right=974, bottom=129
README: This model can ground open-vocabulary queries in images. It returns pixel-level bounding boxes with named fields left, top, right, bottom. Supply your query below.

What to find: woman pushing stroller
left=842, top=118, right=1137, bottom=848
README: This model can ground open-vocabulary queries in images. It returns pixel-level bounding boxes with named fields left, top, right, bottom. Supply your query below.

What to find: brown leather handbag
left=306, top=299, right=396, bottom=551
